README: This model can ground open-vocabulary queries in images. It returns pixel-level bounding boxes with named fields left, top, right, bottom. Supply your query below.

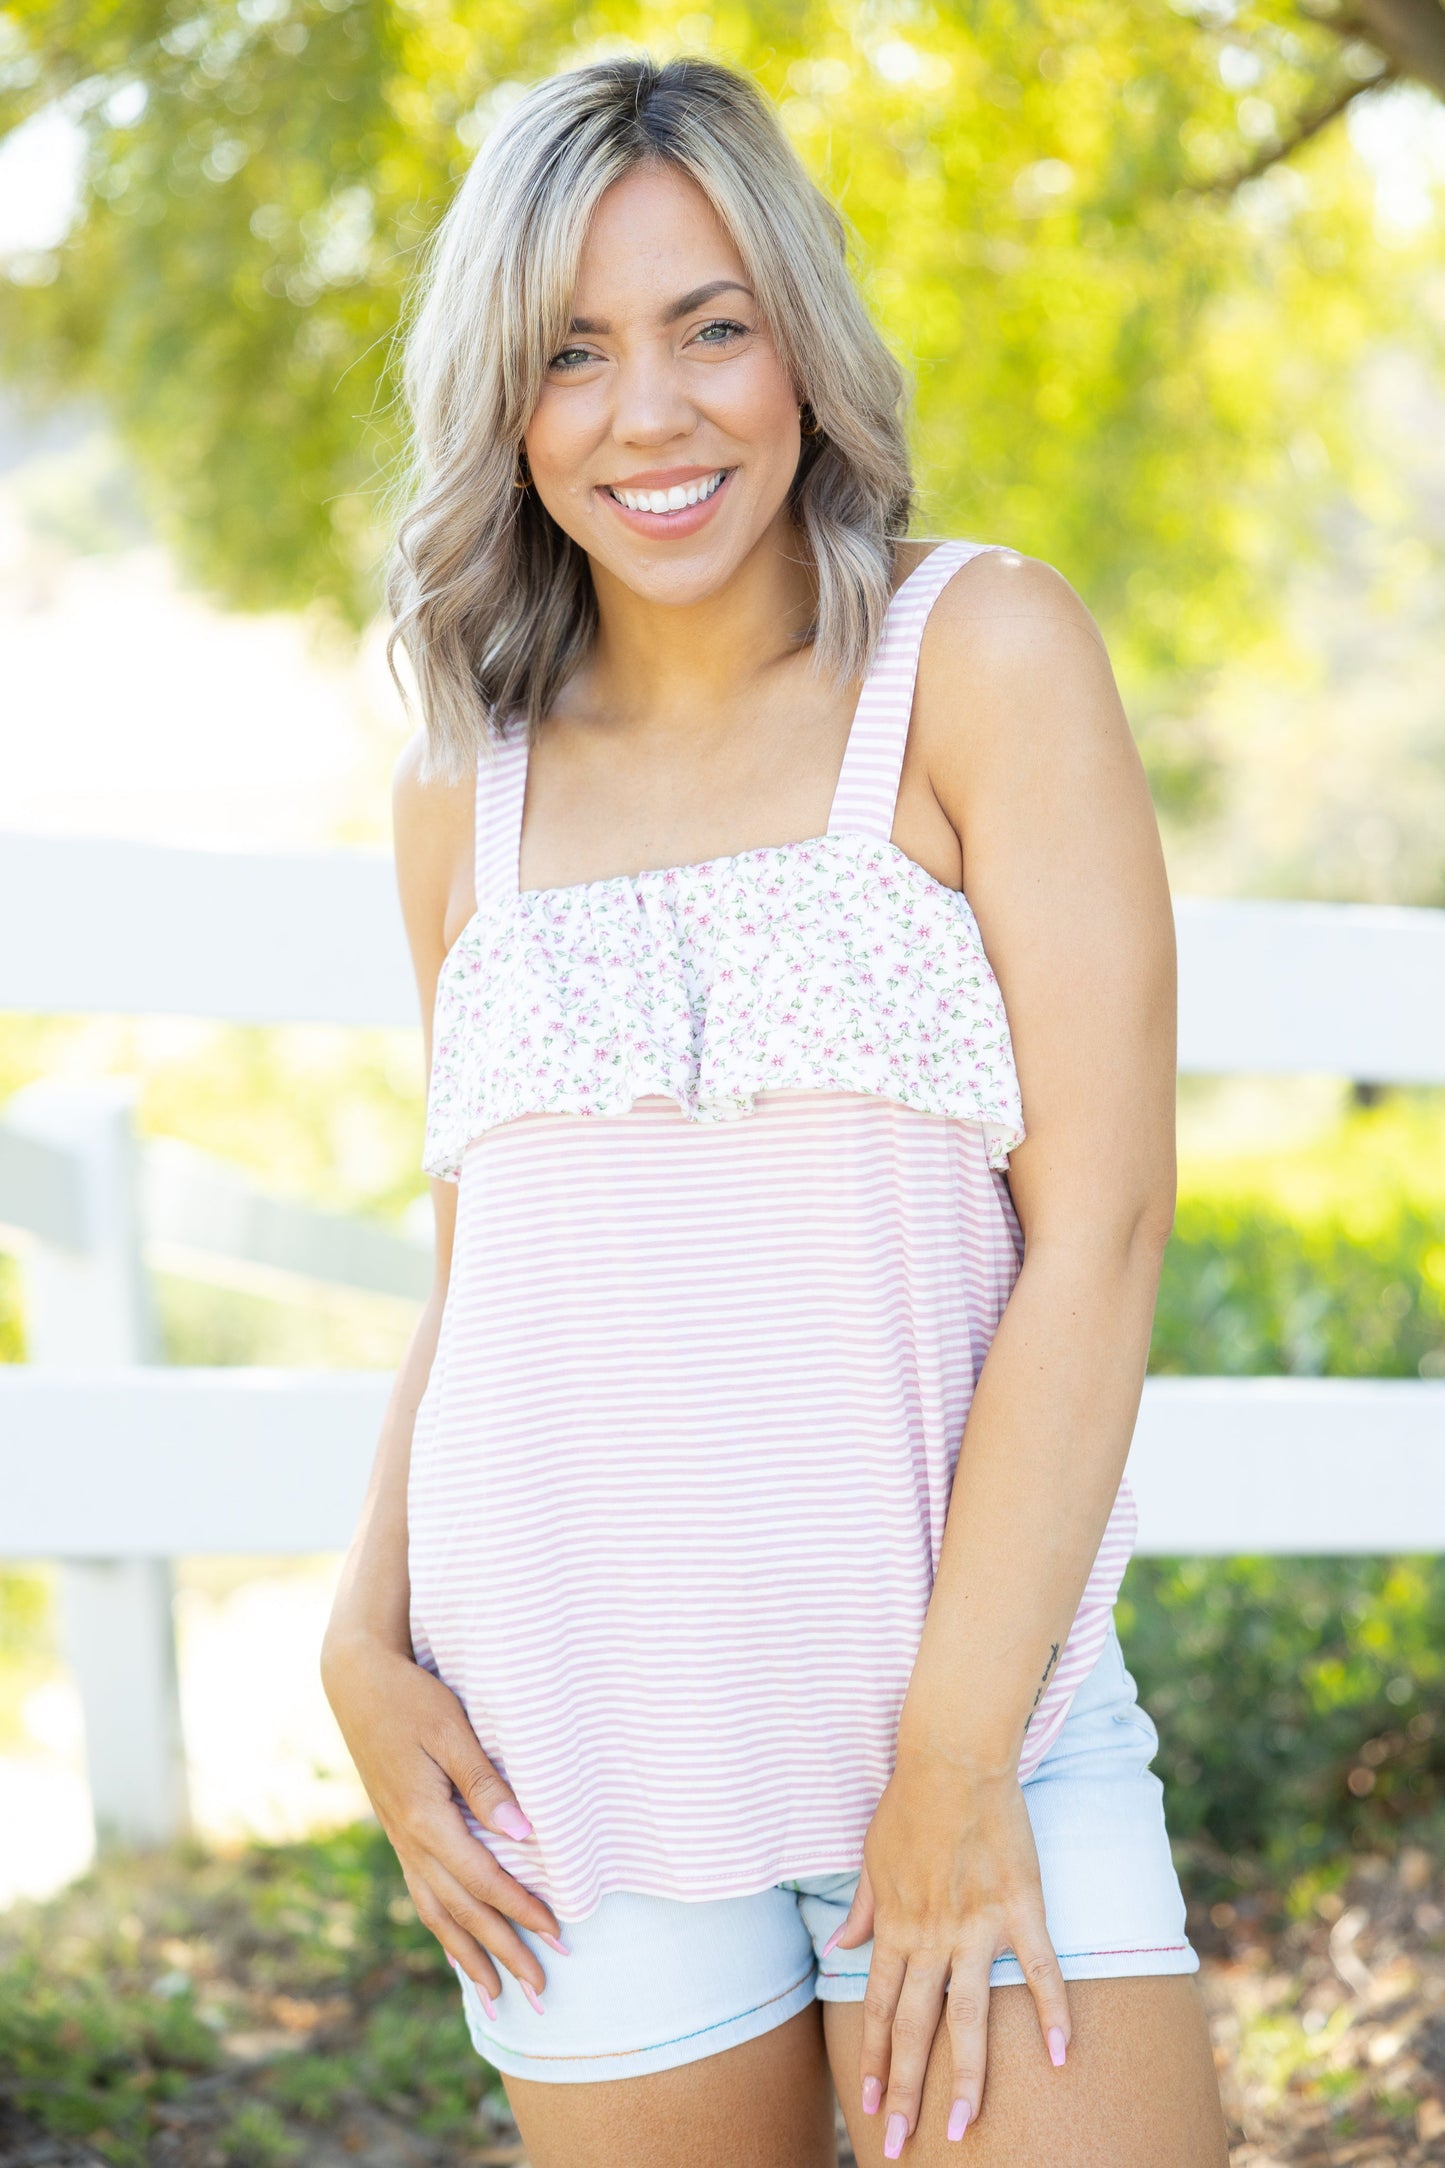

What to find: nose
left=610, top=342, right=698, bottom=450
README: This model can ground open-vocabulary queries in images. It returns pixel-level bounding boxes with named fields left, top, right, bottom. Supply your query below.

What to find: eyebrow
left=568, top=279, right=755, bottom=336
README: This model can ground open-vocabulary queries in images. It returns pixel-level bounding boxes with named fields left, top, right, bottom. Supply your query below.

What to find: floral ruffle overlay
left=422, top=833, right=1026, bottom=1182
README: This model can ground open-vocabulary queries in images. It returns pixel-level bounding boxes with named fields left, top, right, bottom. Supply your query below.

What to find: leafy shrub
left=0, top=1828, right=492, bottom=2166
left=1122, top=1555, right=1445, bottom=1894
left=1153, top=1191, right=1443, bottom=1381
left=0, top=1953, right=220, bottom=2165
left=261, top=2050, right=355, bottom=2123
left=216, top=2101, right=299, bottom=2166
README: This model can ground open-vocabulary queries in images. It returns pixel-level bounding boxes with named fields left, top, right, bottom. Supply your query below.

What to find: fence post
left=7, top=1077, right=190, bottom=1849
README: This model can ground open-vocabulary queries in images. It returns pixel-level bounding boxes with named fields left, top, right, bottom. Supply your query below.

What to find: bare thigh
left=500, top=2004, right=837, bottom=2168
left=826, top=1977, right=1228, bottom=2167
left=498, top=1976, right=1226, bottom=2167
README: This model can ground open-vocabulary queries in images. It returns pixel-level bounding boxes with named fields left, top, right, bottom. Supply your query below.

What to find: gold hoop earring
left=514, top=448, right=531, bottom=490
left=798, top=402, right=821, bottom=437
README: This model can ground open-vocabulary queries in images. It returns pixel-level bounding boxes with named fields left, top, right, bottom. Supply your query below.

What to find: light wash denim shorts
left=456, top=1617, right=1198, bottom=2084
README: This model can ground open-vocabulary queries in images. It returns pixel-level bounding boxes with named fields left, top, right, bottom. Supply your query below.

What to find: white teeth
left=610, top=471, right=726, bottom=514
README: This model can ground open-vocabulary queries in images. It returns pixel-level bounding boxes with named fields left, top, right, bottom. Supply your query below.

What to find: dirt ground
left=1199, top=1844, right=1445, bottom=2166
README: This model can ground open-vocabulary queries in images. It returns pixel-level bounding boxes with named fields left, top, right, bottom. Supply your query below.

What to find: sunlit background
left=2, top=4, right=1445, bottom=2159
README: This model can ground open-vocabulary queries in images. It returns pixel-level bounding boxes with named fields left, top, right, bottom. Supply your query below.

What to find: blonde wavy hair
left=386, top=55, right=913, bottom=779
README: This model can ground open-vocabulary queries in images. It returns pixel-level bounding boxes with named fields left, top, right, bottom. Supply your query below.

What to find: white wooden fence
left=0, top=833, right=1442, bottom=1849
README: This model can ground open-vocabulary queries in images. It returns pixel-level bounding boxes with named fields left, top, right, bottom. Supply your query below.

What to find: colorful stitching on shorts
left=1022, top=1943, right=1191, bottom=1960
left=819, top=1940, right=1191, bottom=1984
left=474, top=1962, right=816, bottom=2064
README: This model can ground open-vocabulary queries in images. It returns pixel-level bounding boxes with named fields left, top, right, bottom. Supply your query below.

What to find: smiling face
left=522, top=162, right=804, bottom=608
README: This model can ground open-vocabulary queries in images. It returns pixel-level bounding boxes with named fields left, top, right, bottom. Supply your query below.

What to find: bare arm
left=322, top=1281, right=447, bottom=1662
left=902, top=548, right=1176, bottom=1770
left=837, top=550, right=1177, bottom=2146
left=321, top=733, right=565, bottom=2004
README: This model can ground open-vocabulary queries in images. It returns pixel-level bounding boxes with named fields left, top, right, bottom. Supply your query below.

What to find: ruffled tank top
left=408, top=539, right=1138, bottom=1923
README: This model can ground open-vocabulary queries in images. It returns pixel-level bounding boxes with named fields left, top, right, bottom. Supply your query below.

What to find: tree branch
left=1186, top=62, right=1395, bottom=195
left=1330, top=0, right=1445, bottom=99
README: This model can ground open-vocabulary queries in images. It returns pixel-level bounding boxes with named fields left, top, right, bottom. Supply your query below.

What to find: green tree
left=1, top=0, right=1442, bottom=783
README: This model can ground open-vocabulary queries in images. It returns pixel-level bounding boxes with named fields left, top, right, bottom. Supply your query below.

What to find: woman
left=322, top=54, right=1229, bottom=2167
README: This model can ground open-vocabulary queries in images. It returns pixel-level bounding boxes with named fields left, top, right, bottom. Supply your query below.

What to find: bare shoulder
left=393, top=728, right=475, bottom=874
left=922, top=543, right=1109, bottom=671
left=911, top=545, right=1126, bottom=783
left=907, top=540, right=1167, bottom=959
left=391, top=728, right=478, bottom=994
left=392, top=726, right=474, bottom=838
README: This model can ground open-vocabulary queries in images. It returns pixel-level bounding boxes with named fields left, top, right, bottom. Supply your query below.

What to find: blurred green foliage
left=1122, top=1552, right=1444, bottom=1897
left=3, top=0, right=1442, bottom=808
left=0, top=1822, right=496, bottom=2164
left=0, top=1564, right=54, bottom=1750
left=0, top=1938, right=222, bottom=2162
left=0, top=1255, right=22, bottom=1365
left=1155, top=1095, right=1445, bottom=1382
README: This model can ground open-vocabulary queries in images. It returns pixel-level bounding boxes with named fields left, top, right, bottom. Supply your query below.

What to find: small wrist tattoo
left=1028, top=1642, right=1060, bottom=1715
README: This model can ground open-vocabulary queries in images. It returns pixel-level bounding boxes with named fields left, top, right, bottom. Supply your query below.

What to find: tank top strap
left=827, top=540, right=1003, bottom=843
left=474, top=724, right=530, bottom=910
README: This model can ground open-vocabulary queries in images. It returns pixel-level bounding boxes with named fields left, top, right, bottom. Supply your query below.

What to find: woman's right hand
left=323, top=1635, right=566, bottom=2014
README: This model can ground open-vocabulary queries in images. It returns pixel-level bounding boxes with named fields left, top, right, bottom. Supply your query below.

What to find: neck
left=581, top=512, right=818, bottom=739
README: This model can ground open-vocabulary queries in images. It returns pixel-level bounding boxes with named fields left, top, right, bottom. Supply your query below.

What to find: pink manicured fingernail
left=884, top=2112, right=908, bottom=2160
left=948, top=2098, right=971, bottom=2141
left=492, top=1801, right=533, bottom=1839
left=1047, top=2026, right=1067, bottom=2067
left=862, top=2074, right=882, bottom=2115
left=477, top=1986, right=497, bottom=2022
left=821, top=1925, right=844, bottom=1959
left=522, top=1981, right=545, bottom=2015
left=540, top=1932, right=571, bottom=1955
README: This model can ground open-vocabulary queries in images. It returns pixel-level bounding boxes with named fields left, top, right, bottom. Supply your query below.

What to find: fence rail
left=3, top=1368, right=1442, bottom=1559
left=1, top=834, right=1442, bottom=1850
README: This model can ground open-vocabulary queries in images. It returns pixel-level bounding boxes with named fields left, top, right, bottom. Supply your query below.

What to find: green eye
left=549, top=346, right=595, bottom=370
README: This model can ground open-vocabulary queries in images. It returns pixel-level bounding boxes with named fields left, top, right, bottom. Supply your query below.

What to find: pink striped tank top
left=409, top=539, right=1138, bottom=1922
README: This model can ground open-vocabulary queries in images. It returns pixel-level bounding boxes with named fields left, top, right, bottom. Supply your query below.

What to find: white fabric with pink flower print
left=422, top=830, right=1025, bottom=1184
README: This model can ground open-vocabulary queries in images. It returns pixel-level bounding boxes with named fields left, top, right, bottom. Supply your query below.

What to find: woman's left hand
left=827, top=1749, right=1071, bottom=2153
